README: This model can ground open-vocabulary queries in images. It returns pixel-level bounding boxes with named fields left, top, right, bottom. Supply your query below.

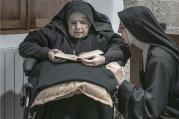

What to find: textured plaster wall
left=123, top=0, right=179, bottom=34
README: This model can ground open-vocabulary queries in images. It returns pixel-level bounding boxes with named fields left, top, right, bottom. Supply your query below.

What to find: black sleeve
left=19, top=31, right=50, bottom=60
left=103, top=33, right=130, bottom=65
left=117, top=54, right=176, bottom=119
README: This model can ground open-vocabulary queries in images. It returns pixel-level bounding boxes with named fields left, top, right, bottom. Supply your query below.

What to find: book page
left=78, top=50, right=104, bottom=58
left=54, top=50, right=104, bottom=61
left=54, top=53, right=78, bottom=61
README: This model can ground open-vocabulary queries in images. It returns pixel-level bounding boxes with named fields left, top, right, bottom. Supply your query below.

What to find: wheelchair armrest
left=23, top=58, right=38, bottom=76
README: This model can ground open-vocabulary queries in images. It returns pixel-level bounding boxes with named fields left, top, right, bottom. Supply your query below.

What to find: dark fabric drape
left=34, top=94, right=113, bottom=119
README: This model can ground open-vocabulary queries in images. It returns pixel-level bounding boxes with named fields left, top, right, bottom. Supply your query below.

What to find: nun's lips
left=74, top=32, right=83, bottom=34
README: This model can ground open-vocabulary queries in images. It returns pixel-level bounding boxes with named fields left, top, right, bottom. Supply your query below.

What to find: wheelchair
left=20, top=58, right=38, bottom=119
left=20, top=58, right=120, bottom=119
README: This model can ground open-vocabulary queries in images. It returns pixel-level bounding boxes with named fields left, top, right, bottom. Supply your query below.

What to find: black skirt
left=34, top=94, right=113, bottom=119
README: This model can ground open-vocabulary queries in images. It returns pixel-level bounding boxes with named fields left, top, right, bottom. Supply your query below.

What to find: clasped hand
left=80, top=54, right=105, bottom=66
left=106, top=62, right=125, bottom=86
left=48, top=49, right=63, bottom=63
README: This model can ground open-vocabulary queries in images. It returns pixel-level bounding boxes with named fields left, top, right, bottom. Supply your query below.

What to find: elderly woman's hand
left=106, top=62, right=125, bottom=86
left=80, top=55, right=105, bottom=66
left=48, top=49, right=63, bottom=63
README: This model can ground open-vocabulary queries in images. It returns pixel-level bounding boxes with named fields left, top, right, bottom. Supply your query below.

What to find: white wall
left=84, top=0, right=123, bottom=32
left=0, top=34, right=27, bottom=49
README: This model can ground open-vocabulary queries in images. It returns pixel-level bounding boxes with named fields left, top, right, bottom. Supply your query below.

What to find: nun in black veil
left=106, top=6, right=179, bottom=119
left=19, top=1, right=130, bottom=119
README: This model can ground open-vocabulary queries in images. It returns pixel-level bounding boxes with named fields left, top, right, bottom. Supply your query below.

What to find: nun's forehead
left=69, top=12, right=87, bottom=18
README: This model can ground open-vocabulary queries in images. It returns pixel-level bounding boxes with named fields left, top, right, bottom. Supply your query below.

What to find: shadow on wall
left=0, top=90, right=24, bottom=119
left=0, top=48, right=26, bottom=119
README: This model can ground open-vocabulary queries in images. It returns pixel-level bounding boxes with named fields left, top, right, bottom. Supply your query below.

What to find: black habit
left=118, top=6, right=179, bottom=119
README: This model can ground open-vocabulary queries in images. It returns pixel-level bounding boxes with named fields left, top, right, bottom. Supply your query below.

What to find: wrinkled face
left=118, top=22, right=131, bottom=44
left=68, top=12, right=91, bottom=39
left=118, top=22, right=147, bottom=49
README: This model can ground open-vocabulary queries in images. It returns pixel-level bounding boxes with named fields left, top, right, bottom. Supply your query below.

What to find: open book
left=54, top=50, right=104, bottom=61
